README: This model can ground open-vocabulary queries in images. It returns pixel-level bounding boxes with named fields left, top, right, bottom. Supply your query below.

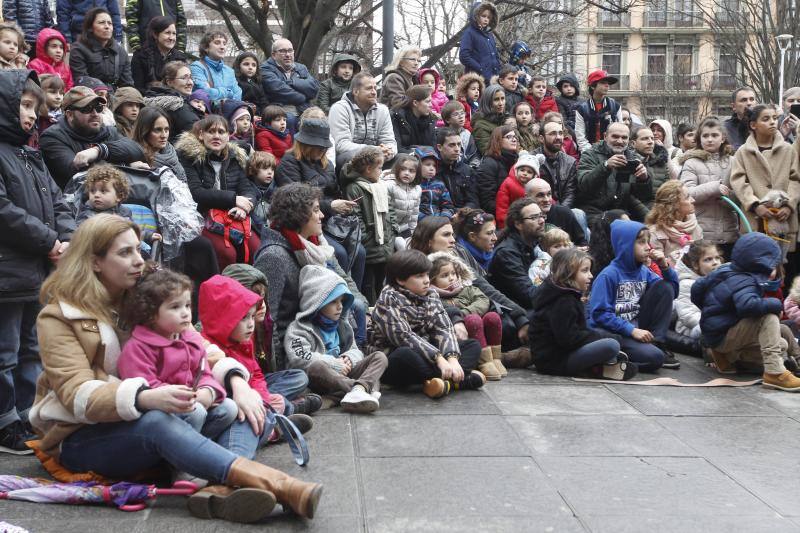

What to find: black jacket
left=724, top=114, right=748, bottom=151
left=476, top=149, right=518, bottom=214
left=144, top=86, right=203, bottom=142
left=0, top=70, right=75, bottom=302
left=488, top=230, right=538, bottom=309
left=131, top=46, right=187, bottom=92
left=546, top=204, right=586, bottom=246
left=437, top=156, right=479, bottom=209
left=391, top=107, right=436, bottom=154
left=3, top=0, right=54, bottom=45
left=238, top=77, right=269, bottom=113
left=274, top=151, right=340, bottom=218
left=69, top=35, right=133, bottom=89
left=175, top=132, right=257, bottom=213
left=530, top=278, right=612, bottom=374
left=40, top=116, right=146, bottom=189
left=536, top=148, right=578, bottom=208
left=554, top=73, right=584, bottom=132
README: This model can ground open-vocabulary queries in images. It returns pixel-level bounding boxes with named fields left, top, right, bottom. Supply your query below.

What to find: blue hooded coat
left=458, top=2, right=501, bottom=84
left=690, top=232, right=783, bottom=347
left=588, top=220, right=678, bottom=336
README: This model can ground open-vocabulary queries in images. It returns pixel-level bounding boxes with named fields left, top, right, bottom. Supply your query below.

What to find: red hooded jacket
left=525, top=90, right=559, bottom=120
left=28, top=29, right=74, bottom=90
left=199, top=275, right=272, bottom=403
left=254, top=123, right=293, bottom=164
left=495, top=169, right=526, bottom=229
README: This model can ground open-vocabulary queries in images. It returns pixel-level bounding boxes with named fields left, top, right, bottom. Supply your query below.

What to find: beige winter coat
left=730, top=133, right=800, bottom=250
left=648, top=221, right=703, bottom=268
left=679, top=149, right=739, bottom=244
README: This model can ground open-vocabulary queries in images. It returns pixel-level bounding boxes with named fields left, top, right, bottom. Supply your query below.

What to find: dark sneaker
left=0, top=421, right=34, bottom=455
left=661, top=349, right=681, bottom=369
left=287, top=414, right=313, bottom=435
left=452, top=370, right=486, bottom=391
left=291, top=394, right=323, bottom=415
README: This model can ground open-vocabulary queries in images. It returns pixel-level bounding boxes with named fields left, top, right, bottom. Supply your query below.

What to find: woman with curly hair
left=646, top=180, right=703, bottom=268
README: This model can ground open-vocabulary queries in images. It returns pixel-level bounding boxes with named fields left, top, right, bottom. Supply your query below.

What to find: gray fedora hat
left=295, top=118, right=333, bottom=148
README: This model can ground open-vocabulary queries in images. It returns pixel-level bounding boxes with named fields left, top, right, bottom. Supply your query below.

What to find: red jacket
left=28, top=29, right=74, bottom=90
left=458, top=98, right=474, bottom=132
left=525, top=91, right=559, bottom=120
left=199, top=275, right=272, bottom=403
left=495, top=172, right=526, bottom=229
left=254, top=123, right=293, bottom=164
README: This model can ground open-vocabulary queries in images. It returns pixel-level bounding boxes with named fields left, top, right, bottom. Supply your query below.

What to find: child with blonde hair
left=529, top=227, right=572, bottom=286
left=0, top=23, right=29, bottom=69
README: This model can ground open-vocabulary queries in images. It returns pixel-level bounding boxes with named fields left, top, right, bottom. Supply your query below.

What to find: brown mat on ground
left=571, top=377, right=762, bottom=387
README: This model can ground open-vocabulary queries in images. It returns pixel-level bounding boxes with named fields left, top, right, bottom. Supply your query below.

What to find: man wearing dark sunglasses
left=39, top=86, right=146, bottom=189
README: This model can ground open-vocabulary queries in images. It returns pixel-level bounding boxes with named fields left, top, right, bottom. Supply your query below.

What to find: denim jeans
left=563, top=338, right=621, bottom=375
left=350, top=298, right=368, bottom=346
left=0, top=301, right=41, bottom=429
left=176, top=397, right=238, bottom=440
left=265, top=369, right=309, bottom=415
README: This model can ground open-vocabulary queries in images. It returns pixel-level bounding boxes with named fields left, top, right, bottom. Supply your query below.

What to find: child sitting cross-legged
left=415, top=145, right=454, bottom=220
left=530, top=248, right=637, bottom=380
left=285, top=265, right=388, bottom=413
left=369, top=249, right=485, bottom=399
left=529, top=227, right=572, bottom=287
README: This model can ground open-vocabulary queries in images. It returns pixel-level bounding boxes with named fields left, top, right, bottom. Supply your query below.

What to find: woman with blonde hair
left=32, top=214, right=323, bottom=523
left=379, top=45, right=422, bottom=109
left=646, top=180, right=703, bottom=268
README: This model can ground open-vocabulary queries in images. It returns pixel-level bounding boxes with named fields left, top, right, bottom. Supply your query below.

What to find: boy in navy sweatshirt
left=588, top=219, right=679, bottom=371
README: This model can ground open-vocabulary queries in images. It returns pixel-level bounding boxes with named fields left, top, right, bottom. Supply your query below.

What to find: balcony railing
left=640, top=74, right=703, bottom=91
left=642, top=11, right=704, bottom=27
left=608, top=74, right=630, bottom=90
left=598, top=13, right=631, bottom=27
left=713, top=74, right=738, bottom=90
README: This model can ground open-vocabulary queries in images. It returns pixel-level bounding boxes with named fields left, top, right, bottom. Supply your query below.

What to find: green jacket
left=640, top=143, right=670, bottom=206
left=441, top=284, right=491, bottom=317
left=576, top=140, right=652, bottom=223
left=341, top=164, right=397, bottom=264
left=314, top=53, right=361, bottom=114
left=472, top=113, right=505, bottom=156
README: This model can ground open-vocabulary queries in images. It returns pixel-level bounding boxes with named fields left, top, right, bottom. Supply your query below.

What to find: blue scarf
left=313, top=313, right=341, bottom=356
left=458, top=237, right=493, bottom=271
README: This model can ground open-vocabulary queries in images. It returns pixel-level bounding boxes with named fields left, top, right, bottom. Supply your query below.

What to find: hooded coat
left=0, top=70, right=75, bottom=303
left=69, top=35, right=133, bottom=89
left=554, top=73, right=583, bottom=131
left=189, top=57, right=242, bottom=104
left=383, top=173, right=421, bottom=235
left=674, top=258, right=702, bottom=338
left=175, top=131, right=258, bottom=214
left=315, top=53, right=360, bottom=114
left=471, top=112, right=505, bottom=156
left=691, top=232, right=783, bottom=347
left=495, top=172, right=525, bottom=229
left=459, top=2, right=501, bottom=83
left=428, top=251, right=491, bottom=316
left=679, top=148, right=738, bottom=244
left=28, top=29, right=73, bottom=89
left=284, top=265, right=363, bottom=372
left=418, top=67, right=449, bottom=116
left=588, top=220, right=679, bottom=336
left=341, top=162, right=398, bottom=263
left=144, top=86, right=203, bottom=142
left=259, top=57, right=319, bottom=116
left=112, top=86, right=144, bottom=138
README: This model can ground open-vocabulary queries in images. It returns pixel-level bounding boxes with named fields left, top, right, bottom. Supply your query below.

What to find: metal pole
left=779, top=48, right=786, bottom=108
left=382, top=0, right=394, bottom=69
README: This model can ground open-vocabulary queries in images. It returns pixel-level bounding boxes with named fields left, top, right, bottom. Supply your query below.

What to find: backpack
left=204, top=208, right=253, bottom=262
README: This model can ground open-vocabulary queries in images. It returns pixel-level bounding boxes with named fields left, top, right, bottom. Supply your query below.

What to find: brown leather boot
left=490, top=345, right=508, bottom=377
left=478, top=346, right=502, bottom=380
left=225, top=457, right=323, bottom=518
left=501, top=346, right=532, bottom=368
left=187, top=484, right=277, bottom=523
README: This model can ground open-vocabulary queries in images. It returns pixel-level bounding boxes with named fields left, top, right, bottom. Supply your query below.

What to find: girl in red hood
left=28, top=28, right=73, bottom=90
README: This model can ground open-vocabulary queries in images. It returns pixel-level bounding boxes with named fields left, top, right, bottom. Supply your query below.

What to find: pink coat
left=784, top=296, right=800, bottom=326
left=28, top=29, right=74, bottom=90
left=118, top=325, right=226, bottom=402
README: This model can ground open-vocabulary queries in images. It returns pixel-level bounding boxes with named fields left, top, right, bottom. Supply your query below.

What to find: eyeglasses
left=71, top=102, right=105, bottom=114
left=503, top=134, right=518, bottom=141
left=174, top=75, right=192, bottom=81
left=522, top=214, right=546, bottom=221
left=275, top=48, right=294, bottom=55
left=402, top=57, right=421, bottom=63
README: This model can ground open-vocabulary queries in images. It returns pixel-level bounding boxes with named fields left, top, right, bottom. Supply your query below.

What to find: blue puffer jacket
left=3, top=0, right=54, bottom=44
left=691, top=232, right=783, bottom=348
left=458, top=2, right=501, bottom=84
left=260, top=58, right=319, bottom=115
left=56, top=0, right=123, bottom=43
left=189, top=56, right=242, bottom=104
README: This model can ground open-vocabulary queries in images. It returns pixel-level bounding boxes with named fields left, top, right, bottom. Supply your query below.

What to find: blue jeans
left=563, top=338, right=620, bottom=375
left=0, top=301, right=41, bottom=429
left=350, top=297, right=368, bottom=346
left=176, top=397, right=238, bottom=440
left=265, top=369, right=309, bottom=415
left=60, top=410, right=254, bottom=481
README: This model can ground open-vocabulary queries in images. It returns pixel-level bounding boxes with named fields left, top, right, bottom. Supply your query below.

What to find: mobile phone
left=790, top=103, right=800, bottom=118
left=625, top=159, right=640, bottom=173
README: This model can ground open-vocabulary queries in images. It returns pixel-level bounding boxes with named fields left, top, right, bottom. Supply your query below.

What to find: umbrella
left=0, top=476, right=198, bottom=512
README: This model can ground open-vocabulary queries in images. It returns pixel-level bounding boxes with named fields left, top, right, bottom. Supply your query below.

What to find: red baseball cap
left=587, top=70, right=619, bottom=86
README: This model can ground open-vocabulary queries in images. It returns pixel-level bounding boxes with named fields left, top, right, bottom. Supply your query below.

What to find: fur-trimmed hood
left=174, top=130, right=248, bottom=169
left=427, top=251, right=476, bottom=285
left=470, top=1, right=498, bottom=30
left=456, top=71, right=485, bottom=99
left=678, top=147, right=732, bottom=165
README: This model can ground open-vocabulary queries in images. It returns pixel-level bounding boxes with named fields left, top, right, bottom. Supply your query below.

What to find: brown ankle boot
left=478, top=346, right=502, bottom=380
left=225, top=457, right=323, bottom=518
left=501, top=346, right=532, bottom=369
left=187, top=484, right=277, bottom=523
left=490, top=345, right=508, bottom=376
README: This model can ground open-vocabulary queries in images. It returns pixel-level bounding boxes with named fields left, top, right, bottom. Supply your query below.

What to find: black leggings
left=381, top=339, right=481, bottom=387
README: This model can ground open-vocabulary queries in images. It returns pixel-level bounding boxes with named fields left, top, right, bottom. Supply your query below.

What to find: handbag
left=323, top=214, right=361, bottom=270
left=204, top=208, right=253, bottom=262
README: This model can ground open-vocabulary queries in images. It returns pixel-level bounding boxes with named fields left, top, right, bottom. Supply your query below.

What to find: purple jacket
left=118, top=325, right=226, bottom=403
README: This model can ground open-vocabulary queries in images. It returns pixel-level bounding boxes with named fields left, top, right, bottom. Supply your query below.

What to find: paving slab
left=373, top=387, right=501, bottom=415
left=260, top=414, right=355, bottom=458
left=506, top=414, right=695, bottom=457
left=367, top=514, right=587, bottom=533
left=605, top=384, right=783, bottom=416
left=586, top=514, right=800, bottom=533
left=356, top=414, right=528, bottom=457
left=486, top=384, right=640, bottom=416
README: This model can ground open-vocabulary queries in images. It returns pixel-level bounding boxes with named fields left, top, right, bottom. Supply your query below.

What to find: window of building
left=717, top=49, right=737, bottom=90
left=715, top=0, right=740, bottom=26
left=646, top=44, right=667, bottom=90
left=673, top=44, right=696, bottom=89
left=646, top=0, right=668, bottom=26
left=601, top=38, right=623, bottom=77
left=673, top=0, right=696, bottom=26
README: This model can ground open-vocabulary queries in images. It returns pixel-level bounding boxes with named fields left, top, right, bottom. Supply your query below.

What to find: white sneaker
left=371, top=391, right=382, bottom=400
left=340, top=387, right=379, bottom=413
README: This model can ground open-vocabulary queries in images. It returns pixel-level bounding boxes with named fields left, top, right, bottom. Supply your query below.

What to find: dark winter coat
left=476, top=148, right=518, bottom=214
left=554, top=73, right=584, bottom=132
left=174, top=132, right=258, bottom=214
left=69, top=35, right=133, bottom=89
left=3, top=0, right=54, bottom=45
left=0, top=70, right=75, bottom=303
left=40, top=115, right=146, bottom=189
left=341, top=164, right=397, bottom=264
left=691, top=232, right=783, bottom=347
left=131, top=45, right=187, bottom=92
left=488, top=230, right=539, bottom=309
left=144, top=86, right=203, bottom=142
left=125, top=0, right=187, bottom=51
left=437, top=156, right=480, bottom=209
left=535, top=148, right=578, bottom=208
left=57, top=0, right=122, bottom=42
left=639, top=143, right=670, bottom=205
left=546, top=204, right=587, bottom=246
left=471, top=112, right=504, bottom=155
left=530, top=278, right=611, bottom=374
left=391, top=107, right=436, bottom=154
left=274, top=150, right=340, bottom=218
left=458, top=1, right=501, bottom=83
left=723, top=114, right=748, bottom=151
left=314, top=53, right=360, bottom=114
left=238, top=76, right=269, bottom=112
left=259, top=58, right=319, bottom=116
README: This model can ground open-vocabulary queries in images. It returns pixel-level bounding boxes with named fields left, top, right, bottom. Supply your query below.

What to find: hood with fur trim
left=470, top=1, right=498, bottom=30
left=174, top=130, right=248, bottom=170
left=427, top=251, right=476, bottom=285
left=456, top=72, right=485, bottom=100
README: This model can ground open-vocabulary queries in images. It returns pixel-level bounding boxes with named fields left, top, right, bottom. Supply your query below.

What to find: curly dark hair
left=123, top=268, right=192, bottom=328
left=269, top=182, right=323, bottom=231
left=84, top=164, right=130, bottom=203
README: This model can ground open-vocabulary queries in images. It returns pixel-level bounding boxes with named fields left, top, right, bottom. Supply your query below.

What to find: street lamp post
left=777, top=34, right=793, bottom=108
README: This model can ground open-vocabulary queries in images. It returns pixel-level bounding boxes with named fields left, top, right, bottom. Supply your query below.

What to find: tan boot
left=187, top=484, right=277, bottom=523
left=478, top=346, right=502, bottom=380
left=225, top=457, right=323, bottom=519
left=490, top=345, right=508, bottom=377
left=708, top=349, right=736, bottom=374
left=762, top=370, right=800, bottom=392
left=501, top=346, right=533, bottom=369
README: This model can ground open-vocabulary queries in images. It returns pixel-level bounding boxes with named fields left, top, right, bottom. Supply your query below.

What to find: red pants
left=462, top=311, right=503, bottom=348
left=202, top=228, right=261, bottom=270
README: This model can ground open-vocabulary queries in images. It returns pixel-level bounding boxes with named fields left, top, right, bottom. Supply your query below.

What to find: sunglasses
left=71, top=102, right=105, bottom=114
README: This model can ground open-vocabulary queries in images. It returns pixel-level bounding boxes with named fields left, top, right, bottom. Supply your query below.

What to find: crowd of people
left=2, top=0, right=800, bottom=524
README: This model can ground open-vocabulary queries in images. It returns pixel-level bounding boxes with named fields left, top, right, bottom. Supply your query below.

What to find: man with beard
left=724, top=86, right=757, bottom=151
left=525, top=177, right=586, bottom=247
left=40, top=86, right=145, bottom=189
left=488, top=197, right=546, bottom=309
left=535, top=120, right=577, bottom=208
left=576, top=122, right=651, bottom=224
left=435, top=127, right=479, bottom=209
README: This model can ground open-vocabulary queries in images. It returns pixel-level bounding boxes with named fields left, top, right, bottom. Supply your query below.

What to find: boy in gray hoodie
left=285, top=265, right=388, bottom=413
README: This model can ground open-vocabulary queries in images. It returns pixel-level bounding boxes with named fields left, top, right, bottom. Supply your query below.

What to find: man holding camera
left=575, top=122, right=652, bottom=224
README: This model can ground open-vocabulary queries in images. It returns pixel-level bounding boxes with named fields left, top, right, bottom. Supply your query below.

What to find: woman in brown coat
left=379, top=45, right=420, bottom=109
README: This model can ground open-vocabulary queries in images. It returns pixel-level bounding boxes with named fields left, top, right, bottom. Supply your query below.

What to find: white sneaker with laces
left=340, top=387, right=379, bottom=413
